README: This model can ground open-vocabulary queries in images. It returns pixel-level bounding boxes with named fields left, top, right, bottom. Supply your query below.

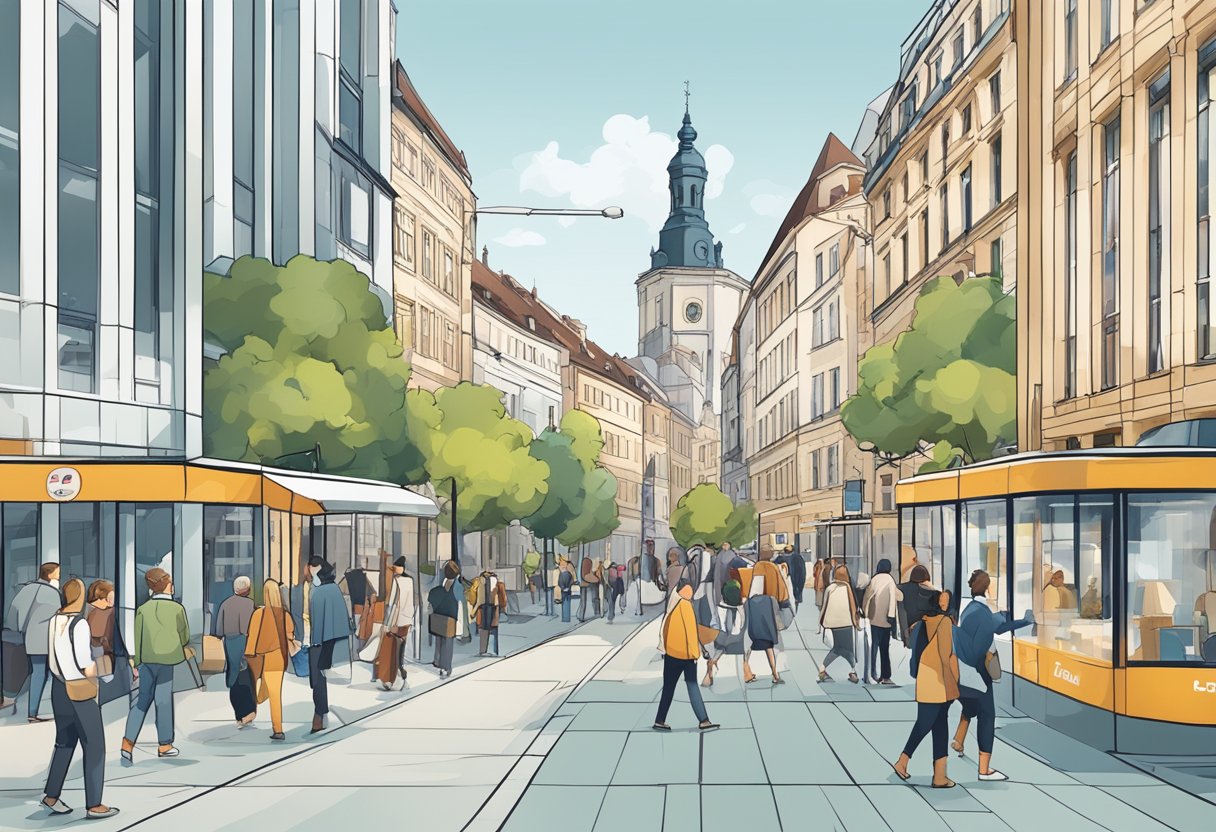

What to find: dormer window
left=482, top=287, right=492, bottom=300
left=525, top=315, right=536, bottom=331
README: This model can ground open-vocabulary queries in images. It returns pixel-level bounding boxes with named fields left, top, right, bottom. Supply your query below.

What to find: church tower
left=650, top=106, right=723, bottom=271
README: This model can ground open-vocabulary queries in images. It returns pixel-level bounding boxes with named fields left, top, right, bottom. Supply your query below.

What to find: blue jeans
left=124, top=663, right=176, bottom=745
left=561, top=596, right=571, bottom=623
left=28, top=654, right=49, bottom=718
left=902, top=701, right=951, bottom=760
left=46, top=679, right=106, bottom=807
left=655, top=656, right=709, bottom=725
left=959, top=665, right=996, bottom=754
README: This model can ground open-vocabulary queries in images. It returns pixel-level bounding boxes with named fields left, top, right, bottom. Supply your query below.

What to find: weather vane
left=684, top=80, right=691, bottom=113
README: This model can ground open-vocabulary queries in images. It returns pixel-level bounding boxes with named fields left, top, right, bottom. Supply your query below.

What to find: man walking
left=5, top=562, right=61, bottom=722
left=653, top=580, right=719, bottom=732
left=212, top=576, right=256, bottom=726
left=308, top=558, right=351, bottom=734
left=121, top=568, right=189, bottom=762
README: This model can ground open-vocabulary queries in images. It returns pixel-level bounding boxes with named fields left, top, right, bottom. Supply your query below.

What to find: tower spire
left=683, top=80, right=690, bottom=115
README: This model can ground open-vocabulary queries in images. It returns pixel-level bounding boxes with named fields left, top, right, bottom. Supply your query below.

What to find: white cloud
left=743, top=179, right=795, bottom=219
left=728, top=223, right=747, bottom=235
left=495, top=228, right=547, bottom=248
left=517, top=114, right=735, bottom=232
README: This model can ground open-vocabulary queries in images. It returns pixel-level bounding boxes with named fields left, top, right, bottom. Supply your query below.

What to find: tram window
left=912, top=504, right=956, bottom=593
left=1127, top=494, right=1216, bottom=665
left=963, top=499, right=1008, bottom=617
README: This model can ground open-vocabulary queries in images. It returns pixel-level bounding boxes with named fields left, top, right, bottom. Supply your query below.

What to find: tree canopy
left=423, top=383, right=550, bottom=534
left=841, top=275, right=1015, bottom=472
left=203, top=254, right=427, bottom=481
left=553, top=410, right=620, bottom=548
left=669, top=483, right=757, bottom=550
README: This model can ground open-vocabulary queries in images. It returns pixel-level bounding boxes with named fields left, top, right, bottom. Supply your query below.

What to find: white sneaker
left=978, top=769, right=1008, bottom=781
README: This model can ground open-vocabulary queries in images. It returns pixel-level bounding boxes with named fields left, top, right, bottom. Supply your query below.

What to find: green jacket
left=133, top=596, right=190, bottom=666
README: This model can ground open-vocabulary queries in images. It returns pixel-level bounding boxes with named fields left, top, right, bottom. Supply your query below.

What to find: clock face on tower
left=685, top=302, right=703, bottom=324
left=694, top=240, right=710, bottom=261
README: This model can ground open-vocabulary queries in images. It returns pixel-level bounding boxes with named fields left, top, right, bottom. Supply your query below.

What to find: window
left=1063, top=0, right=1078, bottom=79
left=880, top=475, right=894, bottom=512
left=962, top=104, right=972, bottom=134
left=1100, top=0, right=1118, bottom=50
left=911, top=504, right=958, bottom=594
left=338, top=0, right=362, bottom=151
left=391, top=127, right=406, bottom=169
left=953, top=27, right=965, bottom=69
left=59, top=503, right=104, bottom=589
left=901, top=232, right=909, bottom=284
left=972, top=4, right=983, bottom=45
left=395, top=207, right=415, bottom=266
left=989, top=71, right=1002, bottom=115
left=422, top=155, right=436, bottom=191
left=135, top=0, right=169, bottom=369
left=406, top=142, right=419, bottom=179
left=1102, top=116, right=1120, bottom=390
left=921, top=150, right=929, bottom=187
left=932, top=50, right=944, bottom=86
left=941, top=122, right=950, bottom=161
left=882, top=253, right=892, bottom=300
left=1148, top=74, right=1170, bottom=375
left=990, top=237, right=1003, bottom=281
left=815, top=253, right=824, bottom=287
left=233, top=0, right=254, bottom=256
left=812, top=373, right=824, bottom=419
left=901, top=92, right=916, bottom=131
left=940, top=184, right=950, bottom=249
left=965, top=499, right=1009, bottom=618
left=813, top=305, right=824, bottom=347
left=1202, top=45, right=1216, bottom=359
left=921, top=208, right=931, bottom=269
left=961, top=164, right=973, bottom=232
left=1126, top=493, right=1216, bottom=665
left=829, top=367, right=840, bottom=411
left=812, top=449, right=821, bottom=490
left=394, top=294, right=414, bottom=346
left=0, top=0, right=17, bottom=296
left=1065, top=152, right=1078, bottom=397
left=883, top=188, right=891, bottom=220
left=829, top=243, right=840, bottom=277
left=58, top=0, right=101, bottom=394
left=2, top=505, right=41, bottom=626
left=828, top=298, right=839, bottom=341
left=442, top=247, right=456, bottom=296
left=827, top=444, right=839, bottom=487
left=442, top=319, right=456, bottom=369
left=991, top=134, right=1003, bottom=205
left=421, top=229, right=435, bottom=281
left=338, top=160, right=370, bottom=257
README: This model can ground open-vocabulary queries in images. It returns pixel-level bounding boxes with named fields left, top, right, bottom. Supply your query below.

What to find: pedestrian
left=474, top=569, right=507, bottom=657
left=342, top=566, right=374, bottom=652
left=862, top=559, right=903, bottom=685
left=578, top=553, right=601, bottom=621
left=898, top=564, right=937, bottom=645
left=5, top=562, right=61, bottom=722
left=653, top=580, right=719, bottom=732
left=604, top=558, right=623, bottom=622
left=952, top=570, right=1033, bottom=782
left=778, top=545, right=807, bottom=606
left=84, top=579, right=135, bottom=705
left=664, top=548, right=684, bottom=599
left=40, top=577, right=119, bottom=820
left=121, top=568, right=189, bottom=763
left=245, top=579, right=295, bottom=741
left=374, top=557, right=416, bottom=688
left=428, top=560, right=461, bottom=678
left=819, top=565, right=861, bottom=683
left=744, top=573, right=784, bottom=685
left=523, top=549, right=542, bottom=606
left=211, top=576, right=256, bottom=727
left=557, top=556, right=575, bottom=623
left=893, top=589, right=960, bottom=788
left=812, top=559, right=825, bottom=607
left=307, top=557, right=351, bottom=734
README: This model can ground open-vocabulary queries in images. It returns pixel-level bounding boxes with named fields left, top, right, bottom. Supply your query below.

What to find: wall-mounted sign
left=47, top=467, right=82, bottom=502
left=843, top=479, right=864, bottom=515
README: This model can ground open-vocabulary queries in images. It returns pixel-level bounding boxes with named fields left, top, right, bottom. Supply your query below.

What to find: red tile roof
left=754, top=133, right=865, bottom=283
left=394, top=61, right=471, bottom=181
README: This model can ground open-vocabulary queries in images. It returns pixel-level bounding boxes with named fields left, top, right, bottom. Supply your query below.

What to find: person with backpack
left=951, top=570, right=1033, bottom=782
left=819, top=565, right=861, bottom=683
left=40, top=577, right=119, bottom=819
left=429, top=560, right=462, bottom=679
left=121, top=568, right=189, bottom=763
left=893, top=589, right=960, bottom=788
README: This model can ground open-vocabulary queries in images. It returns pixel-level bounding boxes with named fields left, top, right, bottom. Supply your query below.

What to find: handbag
left=291, top=646, right=310, bottom=678
left=56, top=617, right=99, bottom=702
left=985, top=649, right=1002, bottom=681
left=429, top=612, right=457, bottom=638
left=358, top=633, right=383, bottom=662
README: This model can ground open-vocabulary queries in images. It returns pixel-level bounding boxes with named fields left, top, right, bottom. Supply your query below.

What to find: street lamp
left=475, top=205, right=625, bottom=219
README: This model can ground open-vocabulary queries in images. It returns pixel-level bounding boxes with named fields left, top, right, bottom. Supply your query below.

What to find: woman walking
left=374, top=557, right=415, bottom=690
left=819, top=565, right=861, bottom=683
left=41, top=578, right=118, bottom=819
left=85, top=579, right=135, bottom=705
left=862, top=560, right=902, bottom=685
left=429, top=561, right=461, bottom=679
left=893, top=589, right=960, bottom=788
left=244, top=580, right=296, bottom=741
left=744, top=575, right=783, bottom=685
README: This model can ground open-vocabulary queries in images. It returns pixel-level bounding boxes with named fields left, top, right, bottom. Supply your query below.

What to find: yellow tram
left=895, top=445, right=1216, bottom=753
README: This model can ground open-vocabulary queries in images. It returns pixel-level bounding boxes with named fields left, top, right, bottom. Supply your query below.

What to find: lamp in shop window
left=1138, top=580, right=1177, bottom=662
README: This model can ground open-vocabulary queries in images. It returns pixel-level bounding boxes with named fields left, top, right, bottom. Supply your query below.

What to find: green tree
left=424, top=383, right=550, bottom=561
left=670, top=483, right=757, bottom=549
left=203, top=254, right=428, bottom=481
left=842, top=275, right=1015, bottom=473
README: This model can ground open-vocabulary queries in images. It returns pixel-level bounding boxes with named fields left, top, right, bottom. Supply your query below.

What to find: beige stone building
left=1018, top=1, right=1216, bottom=450
left=390, top=62, right=474, bottom=391
left=739, top=135, right=873, bottom=565
left=858, top=0, right=1016, bottom=557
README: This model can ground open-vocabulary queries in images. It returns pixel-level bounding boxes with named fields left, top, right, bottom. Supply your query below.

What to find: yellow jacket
left=662, top=598, right=700, bottom=661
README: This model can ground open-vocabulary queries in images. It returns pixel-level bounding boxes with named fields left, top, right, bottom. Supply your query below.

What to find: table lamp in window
left=1138, top=580, right=1177, bottom=662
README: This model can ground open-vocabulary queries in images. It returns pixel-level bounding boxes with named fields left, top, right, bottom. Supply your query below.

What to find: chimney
left=481, top=246, right=489, bottom=267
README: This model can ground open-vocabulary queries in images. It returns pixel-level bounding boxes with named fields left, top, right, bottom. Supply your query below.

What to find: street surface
left=2, top=601, right=1214, bottom=831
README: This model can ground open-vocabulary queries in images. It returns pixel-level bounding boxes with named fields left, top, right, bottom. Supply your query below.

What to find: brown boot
left=311, top=714, right=324, bottom=734
left=931, top=756, right=955, bottom=788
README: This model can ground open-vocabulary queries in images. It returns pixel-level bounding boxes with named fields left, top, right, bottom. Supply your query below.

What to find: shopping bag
left=429, top=613, right=456, bottom=639
left=358, top=632, right=383, bottom=663
left=291, top=646, right=311, bottom=678
left=183, top=646, right=205, bottom=689
left=201, top=635, right=226, bottom=674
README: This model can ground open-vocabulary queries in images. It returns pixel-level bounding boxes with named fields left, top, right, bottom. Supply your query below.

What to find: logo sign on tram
left=46, top=467, right=82, bottom=502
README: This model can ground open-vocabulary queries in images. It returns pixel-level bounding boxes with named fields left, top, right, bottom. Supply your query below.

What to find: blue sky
left=396, top=0, right=929, bottom=356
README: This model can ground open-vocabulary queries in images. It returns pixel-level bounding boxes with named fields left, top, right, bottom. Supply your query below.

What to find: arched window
left=690, top=184, right=698, bottom=206
left=675, top=186, right=683, bottom=207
